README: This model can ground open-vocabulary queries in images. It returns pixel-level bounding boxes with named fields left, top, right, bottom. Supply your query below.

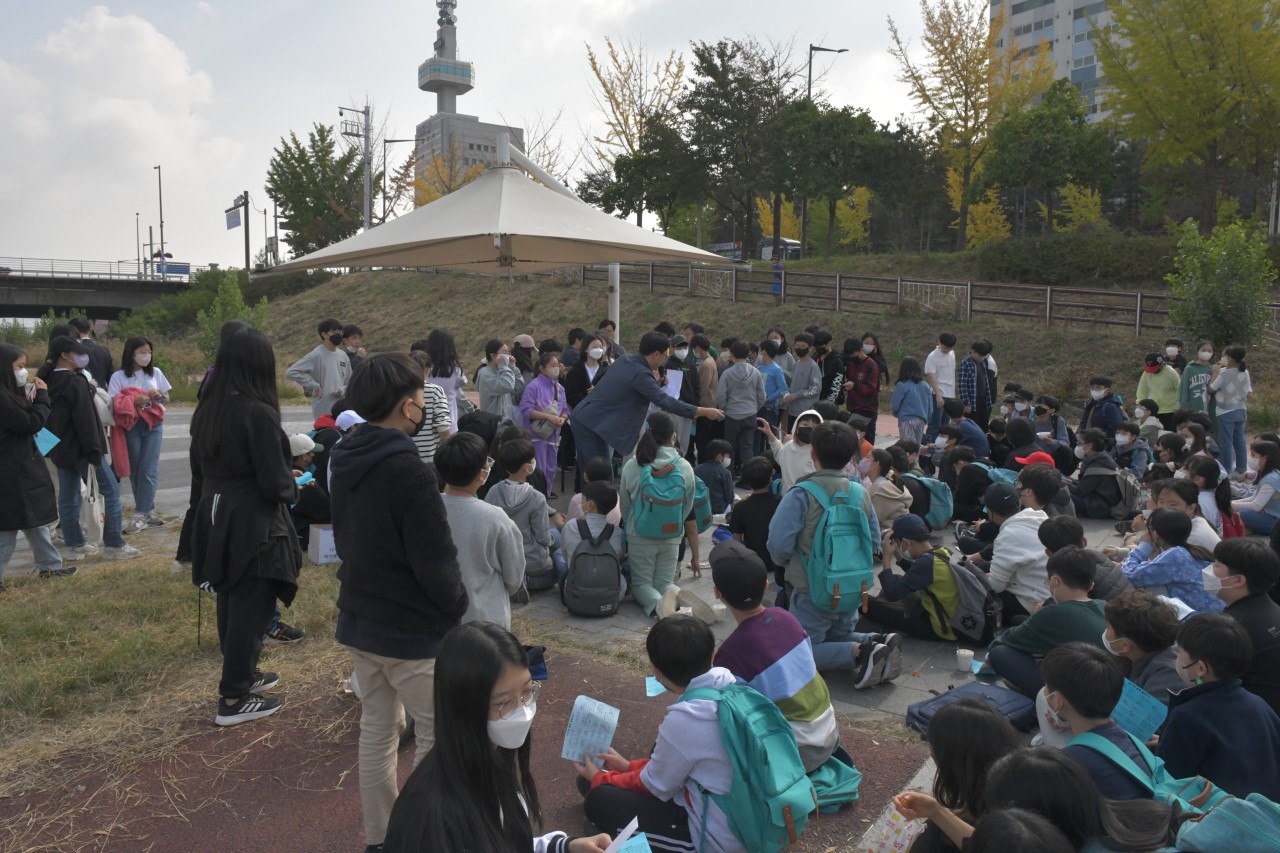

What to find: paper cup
left=956, top=649, right=975, bottom=671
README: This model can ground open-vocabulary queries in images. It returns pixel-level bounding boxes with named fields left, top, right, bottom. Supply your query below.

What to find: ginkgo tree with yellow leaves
left=411, top=142, right=486, bottom=206
left=888, top=0, right=1052, bottom=249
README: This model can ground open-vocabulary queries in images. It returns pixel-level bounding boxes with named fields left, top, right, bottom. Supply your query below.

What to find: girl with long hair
left=1235, top=439, right=1280, bottom=534
left=520, top=352, right=568, bottom=497
left=1120, top=508, right=1222, bottom=615
left=190, top=327, right=302, bottom=726
left=424, top=328, right=467, bottom=431
left=1186, top=455, right=1232, bottom=534
left=384, top=622, right=611, bottom=852
left=890, top=356, right=933, bottom=445
left=108, top=335, right=172, bottom=532
left=1209, top=345, right=1252, bottom=476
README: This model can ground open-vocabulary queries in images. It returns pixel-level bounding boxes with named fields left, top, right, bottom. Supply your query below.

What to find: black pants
left=585, top=784, right=693, bottom=851
left=861, top=596, right=945, bottom=641
left=694, top=417, right=717, bottom=464
left=997, top=590, right=1030, bottom=626
left=216, top=572, right=278, bottom=698
left=864, top=410, right=880, bottom=445
left=724, top=416, right=756, bottom=475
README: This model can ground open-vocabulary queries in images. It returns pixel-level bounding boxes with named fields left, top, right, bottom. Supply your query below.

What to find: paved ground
left=7, top=405, right=1131, bottom=850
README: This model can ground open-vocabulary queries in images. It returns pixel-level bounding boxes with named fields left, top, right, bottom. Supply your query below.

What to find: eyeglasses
left=490, top=680, right=541, bottom=718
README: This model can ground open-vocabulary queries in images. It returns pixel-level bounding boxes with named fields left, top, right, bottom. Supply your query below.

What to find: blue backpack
left=692, top=477, right=713, bottom=533
left=630, top=462, right=688, bottom=540
left=971, top=461, right=1019, bottom=487
left=794, top=480, right=875, bottom=613
left=681, top=683, right=816, bottom=852
left=902, top=472, right=954, bottom=529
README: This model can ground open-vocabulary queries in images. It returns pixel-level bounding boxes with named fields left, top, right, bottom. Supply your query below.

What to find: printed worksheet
left=1112, top=678, right=1168, bottom=742
left=561, top=695, right=620, bottom=762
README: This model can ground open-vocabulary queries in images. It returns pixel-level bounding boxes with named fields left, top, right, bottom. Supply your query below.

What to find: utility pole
left=800, top=45, right=847, bottom=261
left=243, top=190, right=251, bottom=271
left=154, top=165, right=166, bottom=276
left=340, top=102, right=372, bottom=230
left=135, top=212, right=141, bottom=278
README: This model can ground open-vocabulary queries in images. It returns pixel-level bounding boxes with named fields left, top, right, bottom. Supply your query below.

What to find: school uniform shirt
left=714, top=608, right=839, bottom=773
left=1158, top=678, right=1280, bottom=800
left=924, top=347, right=956, bottom=399
left=589, top=667, right=743, bottom=853
left=1121, top=542, right=1223, bottom=615
left=1225, top=592, right=1280, bottom=715
left=988, top=598, right=1107, bottom=658
left=987, top=508, right=1052, bottom=615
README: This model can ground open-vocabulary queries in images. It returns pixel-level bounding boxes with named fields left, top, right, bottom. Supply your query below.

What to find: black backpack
left=561, top=520, right=623, bottom=617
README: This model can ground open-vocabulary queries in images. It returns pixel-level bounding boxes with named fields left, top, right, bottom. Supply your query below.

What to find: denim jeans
left=1216, top=408, right=1248, bottom=476
left=0, top=526, right=64, bottom=577
left=1239, top=508, right=1279, bottom=536
left=570, top=419, right=614, bottom=482
left=788, top=590, right=877, bottom=672
left=124, top=420, right=164, bottom=515
left=551, top=527, right=568, bottom=584
left=56, top=459, right=125, bottom=548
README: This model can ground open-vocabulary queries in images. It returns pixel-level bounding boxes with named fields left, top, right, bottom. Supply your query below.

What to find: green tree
left=984, top=79, right=1113, bottom=233
left=1166, top=219, right=1275, bottom=347
left=195, top=272, right=267, bottom=362
left=265, top=124, right=364, bottom=257
left=1097, top=0, right=1280, bottom=223
left=868, top=121, right=952, bottom=252
left=888, top=0, right=1052, bottom=249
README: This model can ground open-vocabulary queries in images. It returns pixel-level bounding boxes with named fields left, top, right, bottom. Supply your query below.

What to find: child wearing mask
left=760, top=409, right=823, bottom=494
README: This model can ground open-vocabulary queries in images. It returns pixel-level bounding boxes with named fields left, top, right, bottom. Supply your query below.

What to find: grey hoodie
left=484, top=478, right=554, bottom=579
left=716, top=361, right=767, bottom=419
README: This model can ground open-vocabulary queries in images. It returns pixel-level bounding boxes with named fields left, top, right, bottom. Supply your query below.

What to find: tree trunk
left=825, top=197, right=837, bottom=257
left=957, top=158, right=972, bottom=251
left=636, top=209, right=644, bottom=228
left=772, top=192, right=782, bottom=258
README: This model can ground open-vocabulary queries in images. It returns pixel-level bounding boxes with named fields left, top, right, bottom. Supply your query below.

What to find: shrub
left=976, top=232, right=1177, bottom=286
left=1166, top=219, right=1275, bottom=347
left=195, top=273, right=268, bottom=361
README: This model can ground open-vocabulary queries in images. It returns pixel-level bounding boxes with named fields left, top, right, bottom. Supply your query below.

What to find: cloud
left=0, top=6, right=241, bottom=262
left=196, top=1, right=214, bottom=16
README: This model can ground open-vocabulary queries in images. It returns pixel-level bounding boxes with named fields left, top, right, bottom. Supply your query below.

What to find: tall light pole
left=382, top=137, right=417, bottom=222
left=800, top=44, right=848, bottom=260
left=339, top=103, right=372, bottom=230
left=153, top=165, right=166, bottom=275
left=135, top=212, right=141, bottom=278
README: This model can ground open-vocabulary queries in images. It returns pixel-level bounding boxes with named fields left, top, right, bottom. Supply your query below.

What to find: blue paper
left=296, top=471, right=314, bottom=487
left=616, top=833, right=653, bottom=852
left=36, top=428, right=60, bottom=456
left=645, top=676, right=667, bottom=697
left=561, top=695, right=619, bottom=762
left=1111, top=678, right=1168, bottom=742
left=972, top=658, right=996, bottom=676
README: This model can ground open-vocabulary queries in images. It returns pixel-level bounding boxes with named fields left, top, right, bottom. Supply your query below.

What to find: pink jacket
left=110, top=389, right=166, bottom=478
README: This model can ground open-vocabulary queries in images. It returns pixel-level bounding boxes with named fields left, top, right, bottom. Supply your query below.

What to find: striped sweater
left=714, top=607, right=840, bottom=772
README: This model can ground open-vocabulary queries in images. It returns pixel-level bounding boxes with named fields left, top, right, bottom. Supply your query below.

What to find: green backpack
left=794, top=480, right=875, bottom=613
left=692, top=477, right=713, bottom=533
left=682, top=683, right=817, bottom=853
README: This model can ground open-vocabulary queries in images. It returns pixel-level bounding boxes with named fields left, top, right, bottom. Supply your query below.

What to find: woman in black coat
left=561, top=334, right=610, bottom=489
left=190, top=328, right=302, bottom=727
left=0, top=344, right=68, bottom=587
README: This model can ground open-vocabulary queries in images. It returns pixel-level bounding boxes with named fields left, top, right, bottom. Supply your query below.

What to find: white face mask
left=1134, top=407, right=1147, bottom=419
left=1115, top=434, right=1131, bottom=447
left=999, top=405, right=1010, bottom=416
left=14, top=368, right=28, bottom=386
left=527, top=460, right=538, bottom=474
left=769, top=338, right=782, bottom=347
left=488, top=700, right=537, bottom=749
left=862, top=343, right=875, bottom=354
left=1166, top=346, right=1179, bottom=357
left=498, top=353, right=511, bottom=366
left=1174, top=469, right=1189, bottom=479
left=346, top=345, right=358, bottom=354
left=135, top=352, right=152, bottom=367
left=1248, top=456, right=1260, bottom=471
left=720, top=457, right=732, bottom=469
left=1201, top=567, right=1223, bottom=593
left=1043, top=691, right=1068, bottom=729
left=934, top=436, right=948, bottom=449
left=546, top=367, right=561, bottom=379
left=1015, top=402, right=1028, bottom=412
left=1183, top=438, right=1194, bottom=450
left=1090, top=389, right=1106, bottom=400
left=1101, top=631, right=1126, bottom=656
left=674, top=348, right=689, bottom=361
left=1074, top=445, right=1086, bottom=459
left=1198, top=350, right=1213, bottom=361
left=897, top=545, right=913, bottom=562
left=587, top=347, right=605, bottom=361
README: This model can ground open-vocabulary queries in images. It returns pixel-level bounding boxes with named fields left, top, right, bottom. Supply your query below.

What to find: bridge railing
left=0, top=256, right=206, bottom=282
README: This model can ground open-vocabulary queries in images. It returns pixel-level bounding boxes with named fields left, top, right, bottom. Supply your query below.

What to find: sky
left=0, top=1, right=924, bottom=268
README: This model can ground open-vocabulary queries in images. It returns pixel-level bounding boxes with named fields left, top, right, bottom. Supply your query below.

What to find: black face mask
left=795, top=427, right=814, bottom=445
left=794, top=348, right=810, bottom=358
left=406, top=400, right=427, bottom=437
left=328, top=332, right=344, bottom=347
left=1034, top=405, right=1047, bottom=417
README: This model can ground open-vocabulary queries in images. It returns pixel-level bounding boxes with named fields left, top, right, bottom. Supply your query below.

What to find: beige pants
left=346, top=648, right=437, bottom=846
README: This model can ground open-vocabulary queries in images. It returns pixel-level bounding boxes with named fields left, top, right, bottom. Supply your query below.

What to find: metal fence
left=576, top=262, right=1280, bottom=343
left=0, top=256, right=205, bottom=282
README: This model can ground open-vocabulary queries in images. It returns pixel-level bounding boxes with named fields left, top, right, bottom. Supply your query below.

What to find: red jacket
left=110, top=389, right=166, bottom=478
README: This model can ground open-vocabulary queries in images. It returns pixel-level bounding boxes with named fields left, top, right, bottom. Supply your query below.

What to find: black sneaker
left=250, top=671, right=280, bottom=692
left=265, top=620, right=305, bottom=643
left=38, top=566, right=78, bottom=578
left=510, top=584, right=531, bottom=605
left=215, top=693, right=283, bottom=727
left=877, top=633, right=904, bottom=682
left=853, top=642, right=889, bottom=689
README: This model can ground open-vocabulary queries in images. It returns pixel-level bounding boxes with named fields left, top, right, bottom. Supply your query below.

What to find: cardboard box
left=307, top=524, right=339, bottom=565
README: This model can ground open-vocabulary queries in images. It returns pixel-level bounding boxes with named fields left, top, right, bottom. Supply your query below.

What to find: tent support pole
left=609, top=263, right=621, bottom=343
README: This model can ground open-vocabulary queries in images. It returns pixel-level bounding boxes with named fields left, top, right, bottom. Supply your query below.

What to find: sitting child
left=560, top=479, right=625, bottom=593
left=729, top=456, right=784, bottom=606
left=1037, top=515, right=1131, bottom=602
left=710, top=539, right=840, bottom=773
left=578, top=616, right=745, bottom=852
left=1102, top=589, right=1183, bottom=703
left=694, top=439, right=736, bottom=515
left=866, top=513, right=957, bottom=643
left=484, top=438, right=565, bottom=593
left=566, top=456, right=622, bottom=526
left=1158, top=613, right=1280, bottom=800
left=986, top=546, right=1108, bottom=697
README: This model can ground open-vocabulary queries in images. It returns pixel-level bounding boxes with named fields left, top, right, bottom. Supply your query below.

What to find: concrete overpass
left=0, top=256, right=206, bottom=320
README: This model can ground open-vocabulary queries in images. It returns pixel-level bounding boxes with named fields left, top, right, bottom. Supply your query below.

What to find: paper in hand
left=645, top=676, right=667, bottom=697
left=35, top=428, right=60, bottom=457
left=562, top=695, right=620, bottom=762
left=604, top=817, right=654, bottom=853
left=1111, top=678, right=1168, bottom=742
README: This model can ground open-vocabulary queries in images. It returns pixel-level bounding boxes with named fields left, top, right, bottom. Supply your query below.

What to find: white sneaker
left=145, top=512, right=167, bottom=528
left=656, top=587, right=681, bottom=619
left=676, top=589, right=717, bottom=625
left=64, top=544, right=100, bottom=560
left=104, top=544, right=141, bottom=560
left=122, top=515, right=148, bottom=535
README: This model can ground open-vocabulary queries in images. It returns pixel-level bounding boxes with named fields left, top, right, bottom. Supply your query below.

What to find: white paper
left=604, top=817, right=640, bottom=853
left=663, top=370, right=682, bottom=400
left=561, top=695, right=620, bottom=762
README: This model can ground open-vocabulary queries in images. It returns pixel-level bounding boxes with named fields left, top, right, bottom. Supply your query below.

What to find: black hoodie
left=44, top=369, right=103, bottom=468
left=330, top=424, right=467, bottom=658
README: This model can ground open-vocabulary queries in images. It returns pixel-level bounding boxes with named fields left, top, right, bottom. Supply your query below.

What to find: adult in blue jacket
left=569, top=330, right=723, bottom=474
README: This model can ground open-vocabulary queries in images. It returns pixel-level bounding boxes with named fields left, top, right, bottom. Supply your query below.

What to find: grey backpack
left=561, top=520, right=623, bottom=617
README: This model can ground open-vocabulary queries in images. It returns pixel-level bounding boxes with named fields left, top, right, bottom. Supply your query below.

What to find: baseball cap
left=891, top=514, right=931, bottom=542
left=1014, top=451, right=1056, bottom=467
left=709, top=539, right=768, bottom=610
left=48, top=335, right=88, bottom=359
left=1143, top=353, right=1165, bottom=373
left=669, top=334, right=689, bottom=348
left=335, top=410, right=366, bottom=431
left=288, top=434, right=323, bottom=457
left=513, top=334, right=536, bottom=348
left=984, top=483, right=1022, bottom=517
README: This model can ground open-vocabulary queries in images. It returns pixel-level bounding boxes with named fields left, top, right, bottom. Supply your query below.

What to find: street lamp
left=801, top=44, right=848, bottom=260
left=135, top=212, right=141, bottom=278
left=339, top=103, right=373, bottom=230
left=153, top=165, right=166, bottom=276
left=382, top=137, right=417, bottom=222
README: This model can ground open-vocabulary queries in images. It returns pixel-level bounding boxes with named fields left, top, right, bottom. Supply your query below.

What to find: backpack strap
left=1070, top=732, right=1156, bottom=793
left=576, top=518, right=592, bottom=541
left=794, top=479, right=831, bottom=509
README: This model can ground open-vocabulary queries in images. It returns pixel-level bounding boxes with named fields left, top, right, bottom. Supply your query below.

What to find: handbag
left=93, top=385, right=116, bottom=427
left=81, top=466, right=104, bottom=546
left=531, top=400, right=561, bottom=440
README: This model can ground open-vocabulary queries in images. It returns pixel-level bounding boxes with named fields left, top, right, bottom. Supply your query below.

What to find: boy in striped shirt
left=710, top=539, right=840, bottom=772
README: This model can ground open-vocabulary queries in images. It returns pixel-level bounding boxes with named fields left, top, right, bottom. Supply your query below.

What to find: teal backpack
left=1070, top=731, right=1233, bottom=814
left=794, top=480, right=875, bottom=613
left=692, top=477, right=713, bottom=533
left=810, top=752, right=861, bottom=814
left=902, top=472, right=954, bottom=529
left=970, top=461, right=1019, bottom=487
left=630, top=462, right=688, bottom=540
left=1175, top=793, right=1280, bottom=852
left=681, top=683, right=817, bottom=852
